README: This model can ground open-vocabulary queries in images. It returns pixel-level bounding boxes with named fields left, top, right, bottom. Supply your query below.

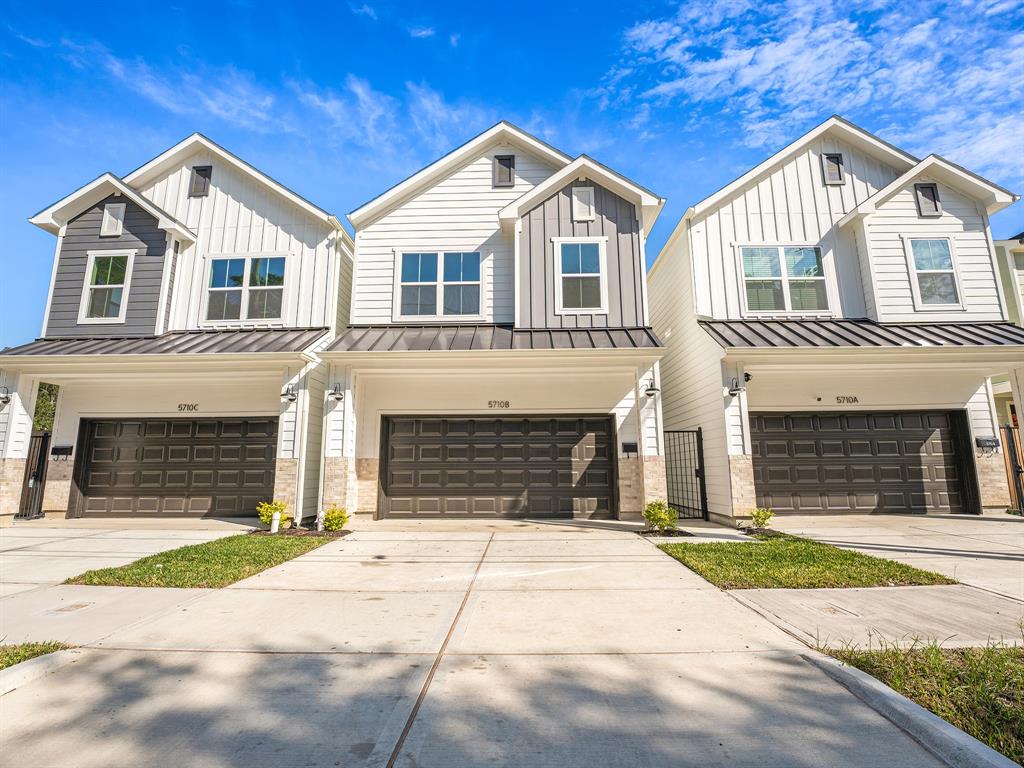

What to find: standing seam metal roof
left=324, top=325, right=662, bottom=353
left=1, top=327, right=329, bottom=356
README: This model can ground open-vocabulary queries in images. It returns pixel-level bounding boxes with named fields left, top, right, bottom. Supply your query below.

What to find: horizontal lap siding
left=137, top=152, right=337, bottom=331
left=519, top=181, right=644, bottom=328
left=866, top=181, right=1004, bottom=322
left=46, top=195, right=166, bottom=337
left=689, top=137, right=902, bottom=320
left=351, top=145, right=558, bottom=324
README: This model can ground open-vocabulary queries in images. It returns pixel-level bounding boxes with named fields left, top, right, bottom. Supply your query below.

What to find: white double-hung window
left=740, top=245, right=829, bottom=314
left=205, top=255, right=286, bottom=322
left=396, top=251, right=482, bottom=319
left=78, top=250, right=135, bottom=323
left=905, top=237, right=961, bottom=308
left=554, top=237, right=608, bottom=314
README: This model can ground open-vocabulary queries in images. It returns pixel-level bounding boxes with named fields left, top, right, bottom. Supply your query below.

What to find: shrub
left=322, top=505, right=350, bottom=532
left=256, top=500, right=292, bottom=529
left=643, top=499, right=677, bottom=532
left=750, top=507, right=774, bottom=529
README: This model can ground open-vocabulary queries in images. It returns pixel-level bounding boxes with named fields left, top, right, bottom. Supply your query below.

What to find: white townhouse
left=0, top=135, right=353, bottom=521
left=993, top=230, right=1024, bottom=428
left=318, top=122, right=669, bottom=521
left=649, top=116, right=1024, bottom=523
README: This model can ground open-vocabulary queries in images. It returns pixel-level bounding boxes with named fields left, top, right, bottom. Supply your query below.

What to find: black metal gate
left=664, top=428, right=709, bottom=520
left=1003, top=425, right=1023, bottom=514
left=16, top=431, right=50, bottom=520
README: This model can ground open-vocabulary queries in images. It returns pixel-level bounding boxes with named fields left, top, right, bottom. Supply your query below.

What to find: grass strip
left=0, top=641, right=70, bottom=671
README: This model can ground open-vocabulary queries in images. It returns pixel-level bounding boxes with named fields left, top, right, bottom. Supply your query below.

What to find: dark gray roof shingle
left=700, top=318, right=1024, bottom=349
left=1, top=327, right=329, bottom=357
left=325, top=325, right=662, bottom=353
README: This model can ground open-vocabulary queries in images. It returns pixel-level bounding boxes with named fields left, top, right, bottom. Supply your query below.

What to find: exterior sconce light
left=328, top=383, right=345, bottom=402
left=281, top=385, right=297, bottom=403
left=727, top=377, right=746, bottom=396
left=643, top=380, right=660, bottom=398
left=0, top=386, right=9, bottom=407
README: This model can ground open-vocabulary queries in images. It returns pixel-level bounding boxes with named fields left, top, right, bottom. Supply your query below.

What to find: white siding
left=689, top=136, right=902, bottom=320
left=336, top=251, right=354, bottom=331
left=351, top=143, right=559, bottom=324
left=136, top=151, right=339, bottom=331
left=866, top=179, right=1006, bottom=322
left=301, top=361, right=327, bottom=518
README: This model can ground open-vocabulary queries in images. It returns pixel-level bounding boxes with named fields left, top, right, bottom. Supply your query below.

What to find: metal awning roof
left=324, top=325, right=662, bottom=353
left=700, top=318, right=1024, bottom=349
left=1, top=327, right=329, bottom=357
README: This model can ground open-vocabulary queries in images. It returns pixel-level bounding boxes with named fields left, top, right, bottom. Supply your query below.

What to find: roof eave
left=318, top=347, right=664, bottom=362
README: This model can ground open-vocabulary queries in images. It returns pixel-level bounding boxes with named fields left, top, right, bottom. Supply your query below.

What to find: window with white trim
left=397, top=251, right=482, bottom=317
left=908, top=238, right=959, bottom=306
left=205, top=255, right=285, bottom=322
left=100, top=203, right=126, bottom=237
left=79, top=250, right=133, bottom=323
left=572, top=186, right=595, bottom=221
left=741, top=246, right=829, bottom=313
left=821, top=153, right=845, bottom=185
left=914, top=183, right=942, bottom=217
left=556, top=239, right=607, bottom=313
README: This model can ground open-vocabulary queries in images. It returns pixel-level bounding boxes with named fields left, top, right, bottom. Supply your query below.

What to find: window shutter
left=914, top=183, right=941, bottom=217
left=572, top=186, right=596, bottom=222
left=189, top=166, right=213, bottom=197
left=100, top=203, right=126, bottom=237
left=821, top=153, right=844, bottom=185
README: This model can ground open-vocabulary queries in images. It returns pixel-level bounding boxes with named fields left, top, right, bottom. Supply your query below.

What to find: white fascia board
left=498, top=155, right=665, bottom=233
left=348, top=121, right=573, bottom=229
left=722, top=345, right=1024, bottom=372
left=317, top=348, right=665, bottom=365
left=838, top=155, right=1020, bottom=227
left=0, top=351, right=318, bottom=373
left=29, top=173, right=196, bottom=243
left=123, top=133, right=343, bottom=231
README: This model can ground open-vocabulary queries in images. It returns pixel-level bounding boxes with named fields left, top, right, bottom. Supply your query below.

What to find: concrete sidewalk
left=1, top=528, right=946, bottom=767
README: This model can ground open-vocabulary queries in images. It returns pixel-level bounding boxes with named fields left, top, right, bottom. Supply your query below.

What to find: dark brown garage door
left=380, top=416, right=615, bottom=518
left=74, top=418, right=278, bottom=517
left=750, top=411, right=976, bottom=515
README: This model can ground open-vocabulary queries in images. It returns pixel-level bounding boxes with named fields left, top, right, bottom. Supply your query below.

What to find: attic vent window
left=493, top=155, right=515, bottom=188
left=572, top=186, right=596, bottom=222
left=821, top=153, right=845, bottom=185
left=100, top=202, right=126, bottom=237
left=189, top=165, right=213, bottom=197
left=914, top=183, right=942, bottom=217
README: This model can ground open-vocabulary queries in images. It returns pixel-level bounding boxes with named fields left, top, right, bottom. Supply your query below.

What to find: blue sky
left=2, top=0, right=1022, bottom=347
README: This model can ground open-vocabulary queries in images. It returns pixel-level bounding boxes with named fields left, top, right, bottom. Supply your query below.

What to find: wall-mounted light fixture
left=643, top=380, right=660, bottom=398
left=281, top=385, right=297, bottom=403
left=727, top=377, right=746, bottom=396
left=328, top=383, right=345, bottom=402
left=0, top=386, right=9, bottom=407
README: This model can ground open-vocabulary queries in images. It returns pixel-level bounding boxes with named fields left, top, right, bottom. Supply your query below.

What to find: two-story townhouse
left=650, top=116, right=1024, bottom=524
left=317, top=122, right=668, bottom=521
left=993, top=230, right=1024, bottom=428
left=0, top=134, right=353, bottom=521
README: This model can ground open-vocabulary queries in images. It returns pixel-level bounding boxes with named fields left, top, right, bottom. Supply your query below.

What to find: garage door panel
left=76, top=418, right=277, bottom=517
left=750, top=411, right=968, bottom=515
left=381, top=416, right=615, bottom=519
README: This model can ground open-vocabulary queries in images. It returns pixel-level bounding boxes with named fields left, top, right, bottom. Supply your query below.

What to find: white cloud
left=294, top=75, right=399, bottom=150
left=449, top=33, right=461, bottom=47
left=349, top=3, right=377, bottom=20
left=406, top=82, right=495, bottom=152
left=408, top=26, right=435, bottom=39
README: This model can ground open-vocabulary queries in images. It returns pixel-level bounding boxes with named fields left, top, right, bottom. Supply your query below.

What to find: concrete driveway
left=777, top=513, right=1024, bottom=600
left=0, top=527, right=946, bottom=767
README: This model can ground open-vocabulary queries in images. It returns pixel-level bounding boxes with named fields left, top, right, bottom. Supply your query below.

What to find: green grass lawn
left=65, top=533, right=333, bottom=588
left=831, top=641, right=1023, bottom=764
left=659, top=533, right=954, bottom=589
left=0, top=642, right=69, bottom=671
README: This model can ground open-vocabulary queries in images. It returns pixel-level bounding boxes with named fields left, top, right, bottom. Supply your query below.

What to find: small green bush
left=322, top=505, right=350, bottom=532
left=643, top=499, right=677, bottom=532
left=750, top=507, right=774, bottom=529
left=256, top=500, right=292, bottom=529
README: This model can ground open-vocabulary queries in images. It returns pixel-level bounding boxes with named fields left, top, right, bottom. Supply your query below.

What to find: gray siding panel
left=518, top=181, right=644, bottom=329
left=45, top=194, right=167, bottom=338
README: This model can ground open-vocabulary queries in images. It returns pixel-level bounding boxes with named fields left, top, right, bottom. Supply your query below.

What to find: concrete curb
left=801, top=652, right=1018, bottom=768
left=0, top=649, right=83, bottom=696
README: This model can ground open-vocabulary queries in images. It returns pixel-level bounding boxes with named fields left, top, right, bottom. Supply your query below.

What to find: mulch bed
left=637, top=529, right=695, bottom=538
left=250, top=528, right=351, bottom=538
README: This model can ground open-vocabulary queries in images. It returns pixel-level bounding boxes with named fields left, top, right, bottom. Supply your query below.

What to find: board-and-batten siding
left=350, top=144, right=558, bottom=324
left=136, top=151, right=339, bottom=331
left=518, top=181, right=645, bottom=328
left=865, top=179, right=1005, bottom=322
left=689, top=137, right=902, bottom=320
left=45, top=194, right=167, bottom=338
left=648, top=232, right=734, bottom=516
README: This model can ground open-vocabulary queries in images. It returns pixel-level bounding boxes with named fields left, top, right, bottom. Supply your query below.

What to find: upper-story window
left=99, top=202, right=126, bottom=237
left=821, top=153, right=845, bottom=185
left=205, top=255, right=285, bottom=322
left=555, top=237, right=608, bottom=314
left=78, top=250, right=134, bottom=324
left=914, top=183, right=942, bottom=217
left=493, top=155, right=515, bottom=188
left=397, top=251, right=482, bottom=318
left=741, top=246, right=829, bottom=314
left=189, top=165, right=213, bottom=197
left=905, top=237, right=961, bottom=308
left=572, top=187, right=596, bottom=222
